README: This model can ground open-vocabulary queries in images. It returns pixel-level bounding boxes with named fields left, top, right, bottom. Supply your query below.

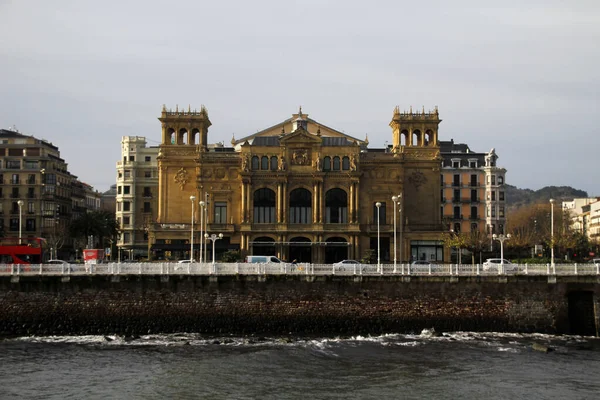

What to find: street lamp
left=204, top=233, right=223, bottom=271
left=492, top=233, right=511, bottom=274
left=392, top=194, right=402, bottom=274
left=549, top=198, right=555, bottom=273
left=17, top=200, right=24, bottom=244
left=376, top=202, right=381, bottom=273
left=190, top=195, right=196, bottom=262
left=199, top=200, right=205, bottom=264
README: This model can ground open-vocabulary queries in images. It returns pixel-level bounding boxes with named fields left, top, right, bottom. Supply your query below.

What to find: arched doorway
left=325, top=237, right=349, bottom=263
left=289, top=236, right=311, bottom=263
left=289, top=188, right=312, bottom=224
left=251, top=236, right=276, bottom=256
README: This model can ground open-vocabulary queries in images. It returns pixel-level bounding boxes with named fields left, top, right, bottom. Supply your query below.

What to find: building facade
left=0, top=129, right=100, bottom=259
left=115, top=136, right=159, bottom=260
left=142, top=105, right=446, bottom=264
left=440, top=140, right=507, bottom=235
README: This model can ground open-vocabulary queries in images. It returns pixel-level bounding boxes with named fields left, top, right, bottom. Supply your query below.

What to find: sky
left=1, top=0, right=599, bottom=195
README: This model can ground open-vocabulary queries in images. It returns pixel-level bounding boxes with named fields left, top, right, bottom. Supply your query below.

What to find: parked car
left=245, top=256, right=283, bottom=263
left=177, top=259, right=196, bottom=264
left=482, top=258, right=517, bottom=272
left=46, top=259, right=73, bottom=272
left=333, top=260, right=360, bottom=271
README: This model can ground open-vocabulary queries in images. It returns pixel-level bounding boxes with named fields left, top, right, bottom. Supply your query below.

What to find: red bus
left=0, top=237, right=46, bottom=264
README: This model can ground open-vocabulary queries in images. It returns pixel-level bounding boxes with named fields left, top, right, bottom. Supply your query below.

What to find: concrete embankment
left=0, top=275, right=598, bottom=337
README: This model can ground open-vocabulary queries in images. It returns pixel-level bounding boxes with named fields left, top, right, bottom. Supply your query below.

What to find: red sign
left=83, top=249, right=105, bottom=264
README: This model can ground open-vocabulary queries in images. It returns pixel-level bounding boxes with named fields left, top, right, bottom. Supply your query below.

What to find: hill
left=506, top=185, right=588, bottom=208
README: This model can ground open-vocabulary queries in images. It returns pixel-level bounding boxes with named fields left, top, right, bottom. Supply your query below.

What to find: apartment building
left=440, top=140, right=507, bottom=235
left=115, top=136, right=159, bottom=260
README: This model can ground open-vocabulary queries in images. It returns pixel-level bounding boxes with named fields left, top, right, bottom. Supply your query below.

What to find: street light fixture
left=17, top=200, right=24, bottom=244
left=492, top=233, right=511, bottom=274
left=376, top=201, right=382, bottom=273
left=549, top=198, right=555, bottom=273
left=190, top=195, right=196, bottom=262
left=392, top=194, right=402, bottom=274
left=204, top=233, right=223, bottom=272
left=199, top=200, right=205, bottom=264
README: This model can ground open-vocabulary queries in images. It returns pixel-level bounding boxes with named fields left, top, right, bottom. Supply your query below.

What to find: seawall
left=1, top=275, right=599, bottom=337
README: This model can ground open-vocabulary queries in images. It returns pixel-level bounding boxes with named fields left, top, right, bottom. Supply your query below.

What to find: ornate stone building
left=149, top=105, right=446, bottom=263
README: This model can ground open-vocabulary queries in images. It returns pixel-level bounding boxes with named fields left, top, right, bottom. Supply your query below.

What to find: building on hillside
left=115, top=136, right=159, bottom=260
left=562, top=197, right=600, bottom=244
left=141, top=105, right=446, bottom=264
left=0, top=128, right=99, bottom=259
left=440, top=140, right=507, bottom=235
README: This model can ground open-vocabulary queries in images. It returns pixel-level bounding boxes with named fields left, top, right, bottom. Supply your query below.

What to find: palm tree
left=70, top=210, right=118, bottom=250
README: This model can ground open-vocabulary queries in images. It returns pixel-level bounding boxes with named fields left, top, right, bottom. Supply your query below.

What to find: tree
left=70, top=210, right=118, bottom=250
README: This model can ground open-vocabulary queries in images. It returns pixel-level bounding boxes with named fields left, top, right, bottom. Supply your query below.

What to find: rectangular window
left=27, top=174, right=36, bottom=184
left=145, top=156, right=151, bottom=162
left=46, top=174, right=56, bottom=185
left=143, top=187, right=151, bottom=197
left=214, top=202, right=227, bottom=224
left=453, top=206, right=461, bottom=219
left=144, top=171, right=151, bottom=178
left=124, top=186, right=130, bottom=195
left=470, top=174, right=477, bottom=186
left=123, top=216, right=130, bottom=226
left=11, top=188, right=19, bottom=198
left=10, top=218, right=19, bottom=231
left=499, top=191, right=505, bottom=201
left=491, top=207, right=496, bottom=217
left=7, top=160, right=21, bottom=169
left=452, top=160, right=460, bottom=168
left=491, top=191, right=496, bottom=201
left=11, top=174, right=19, bottom=184
left=124, top=170, right=131, bottom=178
left=129, top=156, right=135, bottom=162
left=499, top=206, right=505, bottom=218
left=27, top=187, right=35, bottom=198
left=491, top=175, right=496, bottom=185
left=123, top=202, right=131, bottom=212
left=26, top=218, right=36, bottom=231
left=24, top=160, right=38, bottom=169
left=453, top=189, right=460, bottom=202
left=117, top=202, right=122, bottom=212
left=254, top=206, right=275, bottom=223
left=143, top=202, right=151, bottom=213
left=117, top=186, right=122, bottom=194
left=469, top=160, right=477, bottom=168
left=123, top=232, right=130, bottom=242
left=471, top=189, right=477, bottom=202
left=28, top=202, right=35, bottom=214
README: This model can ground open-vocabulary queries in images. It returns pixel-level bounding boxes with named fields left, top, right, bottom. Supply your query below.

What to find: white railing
left=1, top=263, right=599, bottom=277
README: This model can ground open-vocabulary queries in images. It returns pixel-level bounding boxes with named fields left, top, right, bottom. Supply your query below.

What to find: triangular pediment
left=233, top=111, right=366, bottom=149
left=279, top=128, right=322, bottom=144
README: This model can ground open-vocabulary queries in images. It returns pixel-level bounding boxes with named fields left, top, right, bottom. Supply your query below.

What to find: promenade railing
left=1, top=262, right=599, bottom=276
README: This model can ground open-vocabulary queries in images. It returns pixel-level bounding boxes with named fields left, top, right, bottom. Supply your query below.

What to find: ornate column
left=354, top=182, right=359, bottom=224
left=241, top=182, right=246, bottom=223
left=349, top=183, right=354, bottom=223
left=277, top=183, right=282, bottom=223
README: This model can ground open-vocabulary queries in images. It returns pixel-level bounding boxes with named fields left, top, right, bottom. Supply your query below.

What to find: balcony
left=453, top=214, right=463, bottom=220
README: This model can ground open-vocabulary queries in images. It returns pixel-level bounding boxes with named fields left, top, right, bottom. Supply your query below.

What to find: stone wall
left=0, top=275, right=598, bottom=337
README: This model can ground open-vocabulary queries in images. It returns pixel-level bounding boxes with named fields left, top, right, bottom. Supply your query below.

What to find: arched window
left=323, top=156, right=331, bottom=171
left=342, top=156, right=350, bottom=170
left=270, top=156, right=278, bottom=171
left=178, top=128, right=188, bottom=145
left=289, top=188, right=312, bottom=224
left=261, top=156, right=269, bottom=170
left=325, top=188, right=348, bottom=223
left=253, top=188, right=276, bottom=223
left=167, top=128, right=176, bottom=145
left=251, top=156, right=259, bottom=171
left=333, top=156, right=340, bottom=171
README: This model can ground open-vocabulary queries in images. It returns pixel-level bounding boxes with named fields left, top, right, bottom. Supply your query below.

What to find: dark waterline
left=1, top=332, right=600, bottom=400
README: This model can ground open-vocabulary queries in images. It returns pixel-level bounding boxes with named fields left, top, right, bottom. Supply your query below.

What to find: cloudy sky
left=1, top=0, right=599, bottom=195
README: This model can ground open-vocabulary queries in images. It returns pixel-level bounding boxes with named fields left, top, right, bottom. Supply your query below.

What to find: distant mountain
left=506, top=185, right=589, bottom=208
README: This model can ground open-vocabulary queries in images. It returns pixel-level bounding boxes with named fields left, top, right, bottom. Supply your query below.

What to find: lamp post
left=392, top=196, right=398, bottom=273
left=17, top=200, right=24, bottom=244
left=492, top=233, right=511, bottom=274
left=549, top=198, right=555, bottom=273
left=190, top=195, right=196, bottom=262
left=204, top=233, right=223, bottom=271
left=199, top=200, right=205, bottom=264
left=376, top=201, right=381, bottom=273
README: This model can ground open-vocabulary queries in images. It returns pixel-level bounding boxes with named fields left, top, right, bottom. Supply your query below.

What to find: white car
left=410, top=260, right=441, bottom=272
left=482, top=258, right=517, bottom=272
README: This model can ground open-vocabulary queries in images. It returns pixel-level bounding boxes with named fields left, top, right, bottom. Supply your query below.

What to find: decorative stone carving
left=350, top=155, right=357, bottom=171
left=313, top=153, right=322, bottom=171
left=292, top=149, right=309, bottom=165
left=408, top=170, right=427, bottom=190
left=242, top=155, right=249, bottom=172
left=278, top=156, right=287, bottom=171
left=174, top=168, right=189, bottom=190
